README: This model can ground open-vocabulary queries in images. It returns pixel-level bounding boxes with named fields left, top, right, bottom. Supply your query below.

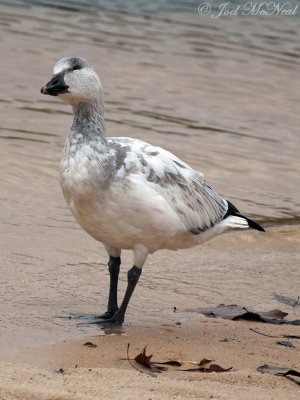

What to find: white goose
left=41, top=57, right=264, bottom=326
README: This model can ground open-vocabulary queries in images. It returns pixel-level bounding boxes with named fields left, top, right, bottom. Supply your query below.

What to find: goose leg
left=107, top=265, right=142, bottom=325
left=98, top=245, right=147, bottom=326
left=99, top=255, right=120, bottom=319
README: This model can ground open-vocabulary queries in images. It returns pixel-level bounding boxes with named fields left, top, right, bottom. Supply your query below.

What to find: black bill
left=41, top=72, right=69, bottom=96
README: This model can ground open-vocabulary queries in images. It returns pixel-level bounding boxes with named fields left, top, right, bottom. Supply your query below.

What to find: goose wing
left=143, top=145, right=227, bottom=233
left=108, top=137, right=228, bottom=233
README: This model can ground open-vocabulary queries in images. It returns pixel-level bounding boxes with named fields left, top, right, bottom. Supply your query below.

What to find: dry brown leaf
left=198, top=358, right=213, bottom=367
left=134, top=346, right=153, bottom=367
left=257, top=364, right=300, bottom=387
left=130, top=345, right=231, bottom=374
left=179, top=358, right=231, bottom=373
left=186, top=304, right=300, bottom=325
left=257, top=364, right=300, bottom=377
left=134, top=346, right=167, bottom=373
left=83, top=341, right=97, bottom=348
left=156, top=360, right=182, bottom=367
left=181, top=363, right=232, bottom=373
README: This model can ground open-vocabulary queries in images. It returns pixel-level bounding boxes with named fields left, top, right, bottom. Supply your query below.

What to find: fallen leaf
left=156, top=360, right=182, bottom=367
left=83, top=342, right=97, bottom=348
left=130, top=345, right=230, bottom=374
left=186, top=304, right=300, bottom=325
left=273, top=294, right=300, bottom=307
left=234, top=309, right=288, bottom=321
left=284, top=320, right=300, bottom=326
left=204, top=364, right=233, bottom=373
left=257, top=364, right=300, bottom=377
left=198, top=358, right=213, bottom=367
left=156, top=358, right=213, bottom=369
left=180, top=358, right=231, bottom=373
left=134, top=346, right=153, bottom=367
left=134, top=346, right=167, bottom=373
left=181, top=363, right=232, bottom=373
left=277, top=340, right=295, bottom=348
left=126, top=343, right=153, bottom=376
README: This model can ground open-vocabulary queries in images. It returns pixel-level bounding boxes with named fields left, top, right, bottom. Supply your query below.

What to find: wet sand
left=0, top=1, right=300, bottom=399
left=2, top=319, right=300, bottom=399
left=1, top=205, right=300, bottom=398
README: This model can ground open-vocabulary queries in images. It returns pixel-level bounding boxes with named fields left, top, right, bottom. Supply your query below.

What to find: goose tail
left=223, top=200, right=265, bottom=232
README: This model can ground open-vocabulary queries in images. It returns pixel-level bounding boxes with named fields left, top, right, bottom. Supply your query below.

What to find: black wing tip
left=225, top=200, right=265, bottom=232
left=245, top=217, right=265, bottom=232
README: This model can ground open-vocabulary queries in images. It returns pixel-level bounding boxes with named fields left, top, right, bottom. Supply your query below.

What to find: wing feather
left=108, top=137, right=228, bottom=233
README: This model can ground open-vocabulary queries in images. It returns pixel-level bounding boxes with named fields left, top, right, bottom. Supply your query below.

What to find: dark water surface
left=0, top=1, right=299, bottom=357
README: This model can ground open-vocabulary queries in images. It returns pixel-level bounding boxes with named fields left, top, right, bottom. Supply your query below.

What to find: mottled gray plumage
left=41, top=56, right=264, bottom=326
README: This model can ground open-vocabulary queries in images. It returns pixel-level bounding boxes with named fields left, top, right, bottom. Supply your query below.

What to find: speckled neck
left=71, top=98, right=107, bottom=145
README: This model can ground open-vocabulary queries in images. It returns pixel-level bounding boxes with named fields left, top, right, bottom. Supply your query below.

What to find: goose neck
left=72, top=99, right=106, bottom=142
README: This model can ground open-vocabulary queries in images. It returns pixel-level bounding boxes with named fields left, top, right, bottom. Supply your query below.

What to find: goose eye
left=72, top=65, right=81, bottom=71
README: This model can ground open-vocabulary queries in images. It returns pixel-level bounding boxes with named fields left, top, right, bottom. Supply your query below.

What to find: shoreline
left=1, top=318, right=299, bottom=399
left=0, top=3, right=300, bottom=399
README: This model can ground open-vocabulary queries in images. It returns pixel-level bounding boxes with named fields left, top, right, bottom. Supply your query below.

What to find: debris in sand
left=83, top=342, right=97, bottom=348
left=257, top=363, right=300, bottom=384
left=127, top=345, right=232, bottom=375
left=187, top=304, right=300, bottom=325
left=276, top=340, right=295, bottom=348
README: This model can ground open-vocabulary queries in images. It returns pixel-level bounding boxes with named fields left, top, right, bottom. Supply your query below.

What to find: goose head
left=41, top=57, right=103, bottom=107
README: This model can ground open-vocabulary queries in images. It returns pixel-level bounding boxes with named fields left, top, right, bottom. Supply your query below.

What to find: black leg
left=99, top=265, right=142, bottom=326
left=113, top=266, right=142, bottom=324
left=99, top=256, right=120, bottom=319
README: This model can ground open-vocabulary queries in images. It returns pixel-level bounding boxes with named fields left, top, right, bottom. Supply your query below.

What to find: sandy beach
left=1, top=317, right=300, bottom=399
left=0, top=1, right=299, bottom=399
left=1, top=225, right=299, bottom=399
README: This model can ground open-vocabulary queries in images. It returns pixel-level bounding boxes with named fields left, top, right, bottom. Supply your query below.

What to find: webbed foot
left=95, top=312, right=124, bottom=327
left=97, top=310, right=118, bottom=320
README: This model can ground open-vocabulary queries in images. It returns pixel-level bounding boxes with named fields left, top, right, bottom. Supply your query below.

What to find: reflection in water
left=59, top=312, right=125, bottom=335
left=0, top=1, right=299, bottom=358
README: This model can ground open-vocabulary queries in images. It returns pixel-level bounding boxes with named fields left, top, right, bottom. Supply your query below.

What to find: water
left=0, top=1, right=299, bottom=358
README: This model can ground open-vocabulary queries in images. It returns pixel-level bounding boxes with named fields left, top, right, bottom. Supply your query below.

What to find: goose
left=41, top=57, right=264, bottom=326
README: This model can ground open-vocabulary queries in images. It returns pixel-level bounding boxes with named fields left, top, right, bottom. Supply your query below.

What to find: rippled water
left=0, top=1, right=299, bottom=357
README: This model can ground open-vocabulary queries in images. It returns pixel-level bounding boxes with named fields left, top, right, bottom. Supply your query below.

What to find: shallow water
left=0, top=2, right=299, bottom=358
